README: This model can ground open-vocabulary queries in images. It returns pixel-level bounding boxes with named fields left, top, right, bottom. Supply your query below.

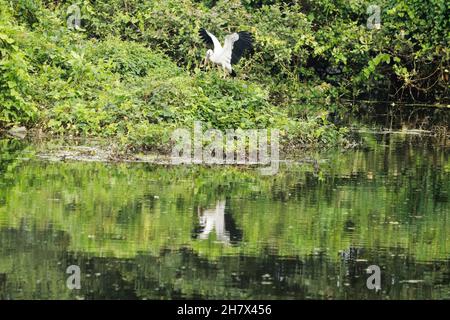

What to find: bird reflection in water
left=196, top=200, right=242, bottom=244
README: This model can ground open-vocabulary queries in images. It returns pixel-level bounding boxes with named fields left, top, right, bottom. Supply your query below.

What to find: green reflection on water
left=0, top=134, right=449, bottom=299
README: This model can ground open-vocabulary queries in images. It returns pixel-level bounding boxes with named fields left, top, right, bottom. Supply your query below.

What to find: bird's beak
left=203, top=53, right=212, bottom=67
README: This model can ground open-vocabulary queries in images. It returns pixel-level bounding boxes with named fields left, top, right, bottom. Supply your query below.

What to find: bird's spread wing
left=199, top=28, right=222, bottom=51
left=223, top=31, right=253, bottom=65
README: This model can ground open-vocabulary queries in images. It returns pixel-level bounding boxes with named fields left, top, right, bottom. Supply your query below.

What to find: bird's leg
left=222, top=66, right=227, bottom=79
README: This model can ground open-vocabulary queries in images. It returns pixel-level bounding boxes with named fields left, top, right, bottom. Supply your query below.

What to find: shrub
left=0, top=3, right=37, bottom=126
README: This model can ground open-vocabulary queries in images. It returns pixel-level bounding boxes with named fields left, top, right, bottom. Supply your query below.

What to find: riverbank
left=1, top=126, right=448, bottom=167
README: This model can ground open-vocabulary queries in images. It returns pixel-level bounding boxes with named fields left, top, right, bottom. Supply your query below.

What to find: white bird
left=199, top=28, right=253, bottom=77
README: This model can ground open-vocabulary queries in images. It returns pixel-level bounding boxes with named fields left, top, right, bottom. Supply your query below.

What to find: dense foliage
left=0, top=0, right=448, bottom=150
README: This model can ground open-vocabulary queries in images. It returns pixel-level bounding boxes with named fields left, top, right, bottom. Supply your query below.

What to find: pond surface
left=0, top=133, right=449, bottom=300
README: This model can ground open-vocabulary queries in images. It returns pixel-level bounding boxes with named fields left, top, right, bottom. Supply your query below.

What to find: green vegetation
left=0, top=0, right=448, bottom=151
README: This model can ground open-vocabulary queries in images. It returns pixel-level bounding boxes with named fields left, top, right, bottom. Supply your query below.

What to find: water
left=0, top=133, right=449, bottom=300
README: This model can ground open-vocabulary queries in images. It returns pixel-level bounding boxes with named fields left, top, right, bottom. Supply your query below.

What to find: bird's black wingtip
left=230, top=70, right=237, bottom=77
left=238, top=31, right=253, bottom=40
left=199, top=28, right=213, bottom=46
